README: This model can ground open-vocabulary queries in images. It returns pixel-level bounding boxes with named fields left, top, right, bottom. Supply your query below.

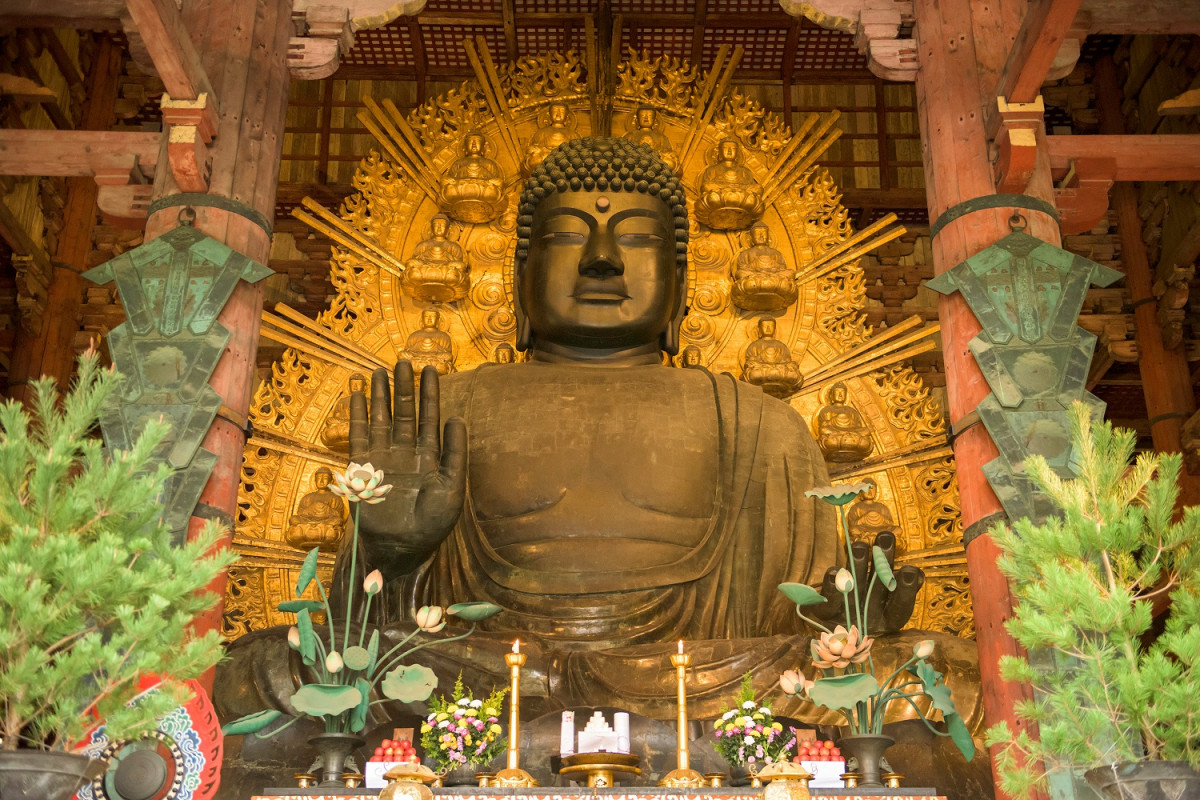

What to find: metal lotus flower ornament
left=222, top=463, right=501, bottom=739
left=774, top=483, right=975, bottom=761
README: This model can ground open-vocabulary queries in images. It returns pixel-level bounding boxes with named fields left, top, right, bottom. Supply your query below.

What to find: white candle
left=560, top=711, right=575, bottom=756
left=513, top=639, right=520, bottom=654
left=677, top=639, right=684, bottom=654
left=614, top=712, right=630, bottom=754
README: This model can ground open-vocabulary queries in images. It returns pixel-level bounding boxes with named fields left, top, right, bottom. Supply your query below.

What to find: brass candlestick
left=658, top=650, right=705, bottom=787
left=493, top=648, right=538, bottom=787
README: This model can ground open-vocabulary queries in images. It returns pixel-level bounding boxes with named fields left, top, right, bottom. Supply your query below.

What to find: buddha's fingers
left=393, top=360, right=417, bottom=447
left=416, top=365, right=441, bottom=458
left=369, top=367, right=393, bottom=452
left=440, top=416, right=468, bottom=488
left=349, top=380, right=370, bottom=461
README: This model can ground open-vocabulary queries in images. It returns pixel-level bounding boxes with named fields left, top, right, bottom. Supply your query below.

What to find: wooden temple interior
left=3, top=2, right=1200, bottom=799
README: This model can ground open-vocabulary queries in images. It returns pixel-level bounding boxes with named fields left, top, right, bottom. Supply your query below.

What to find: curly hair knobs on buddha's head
left=516, top=136, right=689, bottom=270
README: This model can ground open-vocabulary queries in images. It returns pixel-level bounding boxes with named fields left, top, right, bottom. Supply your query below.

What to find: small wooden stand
left=559, top=752, right=642, bottom=788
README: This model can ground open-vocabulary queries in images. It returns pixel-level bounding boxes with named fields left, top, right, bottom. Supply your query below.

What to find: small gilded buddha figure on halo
left=491, top=342, right=516, bottom=365
left=401, top=307, right=456, bottom=376
left=623, top=105, right=678, bottom=171
left=846, top=477, right=899, bottom=543
left=694, top=136, right=765, bottom=230
left=284, top=467, right=348, bottom=553
left=741, top=316, right=802, bottom=398
left=319, top=372, right=365, bottom=454
left=679, top=344, right=704, bottom=369
left=401, top=214, right=470, bottom=304
left=731, top=222, right=798, bottom=312
left=524, top=102, right=578, bottom=175
left=440, top=130, right=506, bottom=224
left=813, top=380, right=875, bottom=463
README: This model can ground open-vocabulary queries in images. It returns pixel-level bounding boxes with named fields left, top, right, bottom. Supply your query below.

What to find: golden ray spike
left=764, top=118, right=843, bottom=202
left=795, top=340, right=939, bottom=399
left=763, top=109, right=841, bottom=193
left=246, top=429, right=346, bottom=470
left=678, top=44, right=728, bottom=160
left=828, top=441, right=955, bottom=480
left=464, top=38, right=522, bottom=167
left=261, top=310, right=387, bottom=373
left=258, top=324, right=378, bottom=376
left=763, top=112, right=820, bottom=183
left=293, top=199, right=407, bottom=279
left=681, top=45, right=743, bottom=169
left=764, top=130, right=845, bottom=206
left=272, top=304, right=391, bottom=371
left=794, top=213, right=901, bottom=282
left=795, top=224, right=909, bottom=289
left=806, top=317, right=936, bottom=383
left=360, top=99, right=442, bottom=199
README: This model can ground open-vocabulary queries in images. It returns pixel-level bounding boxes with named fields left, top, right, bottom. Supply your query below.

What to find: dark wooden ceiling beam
left=406, top=18, right=427, bottom=106
left=501, top=0, right=518, bottom=62
left=994, top=0, right=1082, bottom=105
left=123, top=0, right=217, bottom=108
left=331, top=64, right=875, bottom=83
left=689, top=0, right=708, bottom=67
left=0, top=129, right=160, bottom=177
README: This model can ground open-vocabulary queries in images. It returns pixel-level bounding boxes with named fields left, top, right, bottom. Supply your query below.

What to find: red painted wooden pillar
left=142, top=0, right=293, bottom=687
left=913, top=2, right=1057, bottom=798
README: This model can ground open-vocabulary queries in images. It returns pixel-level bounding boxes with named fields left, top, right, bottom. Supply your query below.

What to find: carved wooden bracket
left=1054, top=156, right=1115, bottom=235
left=97, top=185, right=154, bottom=229
left=778, top=0, right=917, bottom=82
left=167, top=125, right=211, bottom=193
left=993, top=96, right=1044, bottom=194
left=288, top=0, right=428, bottom=80
left=1153, top=263, right=1194, bottom=350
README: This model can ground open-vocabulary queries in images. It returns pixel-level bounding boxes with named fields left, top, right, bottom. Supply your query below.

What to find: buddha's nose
left=578, top=229, right=624, bottom=278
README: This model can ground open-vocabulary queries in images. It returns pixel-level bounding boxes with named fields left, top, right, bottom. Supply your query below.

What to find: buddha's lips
left=572, top=279, right=629, bottom=302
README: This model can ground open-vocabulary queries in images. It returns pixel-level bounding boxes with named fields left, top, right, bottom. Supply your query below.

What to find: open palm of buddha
left=218, top=138, right=970, bottom=727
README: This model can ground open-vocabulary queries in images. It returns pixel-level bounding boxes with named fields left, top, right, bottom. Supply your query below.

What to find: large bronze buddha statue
left=217, top=138, right=962, bottom=726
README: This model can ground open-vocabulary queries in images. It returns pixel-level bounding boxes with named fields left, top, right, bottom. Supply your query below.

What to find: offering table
left=252, top=788, right=946, bottom=799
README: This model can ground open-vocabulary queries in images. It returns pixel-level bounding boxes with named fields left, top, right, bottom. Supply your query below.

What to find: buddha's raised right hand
left=348, top=361, right=467, bottom=576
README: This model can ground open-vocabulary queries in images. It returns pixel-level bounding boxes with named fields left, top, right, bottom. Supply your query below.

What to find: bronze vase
left=0, top=750, right=105, bottom=800
left=308, top=732, right=365, bottom=788
left=838, top=734, right=894, bottom=788
left=1083, top=761, right=1200, bottom=800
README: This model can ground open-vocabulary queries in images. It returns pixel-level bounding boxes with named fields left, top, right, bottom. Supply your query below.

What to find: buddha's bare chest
left=455, top=367, right=720, bottom=521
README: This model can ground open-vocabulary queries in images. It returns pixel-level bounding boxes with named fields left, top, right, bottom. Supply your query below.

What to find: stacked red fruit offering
left=792, top=739, right=841, bottom=762
left=369, top=737, right=421, bottom=765
left=792, top=738, right=846, bottom=788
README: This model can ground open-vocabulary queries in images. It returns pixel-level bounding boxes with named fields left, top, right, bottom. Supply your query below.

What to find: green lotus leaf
left=778, top=582, right=826, bottom=607
left=221, top=709, right=282, bottom=736
left=366, top=629, right=380, bottom=675
left=944, top=711, right=976, bottom=761
left=804, top=483, right=871, bottom=506
left=296, top=608, right=317, bottom=666
left=278, top=599, right=325, bottom=614
left=296, top=547, right=320, bottom=594
left=446, top=601, right=503, bottom=621
left=350, top=679, right=372, bottom=733
left=343, top=645, right=370, bottom=671
left=871, top=546, right=898, bottom=592
left=290, top=684, right=362, bottom=717
left=808, top=672, right=879, bottom=711
left=381, top=664, right=438, bottom=703
left=915, top=660, right=955, bottom=715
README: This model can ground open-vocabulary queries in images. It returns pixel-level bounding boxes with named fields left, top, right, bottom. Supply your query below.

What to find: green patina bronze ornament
left=84, top=213, right=271, bottom=542
left=928, top=223, right=1122, bottom=523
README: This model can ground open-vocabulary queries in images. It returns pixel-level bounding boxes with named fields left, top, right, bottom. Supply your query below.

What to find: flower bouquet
left=221, top=463, right=501, bottom=759
left=776, top=483, right=974, bottom=784
left=420, top=675, right=508, bottom=774
left=712, top=673, right=796, bottom=772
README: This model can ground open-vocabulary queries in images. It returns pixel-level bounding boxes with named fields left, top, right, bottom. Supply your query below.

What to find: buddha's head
left=681, top=345, right=702, bottom=367
left=549, top=103, right=569, bottom=126
left=313, top=467, right=333, bottom=489
left=494, top=343, right=515, bottom=364
left=515, top=137, right=689, bottom=359
left=635, top=106, right=657, bottom=130
left=430, top=214, right=450, bottom=239
left=349, top=372, right=366, bottom=393
left=422, top=308, right=441, bottom=329
left=750, top=222, right=770, bottom=246
left=718, top=137, right=740, bottom=163
left=464, top=132, right=485, bottom=156
left=861, top=476, right=878, bottom=500
left=829, top=381, right=848, bottom=405
left=757, top=316, right=777, bottom=338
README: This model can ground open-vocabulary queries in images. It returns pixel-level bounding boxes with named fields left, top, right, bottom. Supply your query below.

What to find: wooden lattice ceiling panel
left=708, top=0, right=782, bottom=13
left=517, top=25, right=587, bottom=57
left=792, top=28, right=865, bottom=71
left=622, top=27, right=691, bottom=61
left=426, top=0, right=503, bottom=11
left=424, top=25, right=508, bottom=69
left=702, top=26, right=789, bottom=71
left=340, top=24, right=415, bottom=68
left=610, top=0, right=694, bottom=12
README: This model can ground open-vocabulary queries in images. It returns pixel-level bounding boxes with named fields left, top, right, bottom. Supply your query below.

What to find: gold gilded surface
left=229, top=47, right=968, bottom=640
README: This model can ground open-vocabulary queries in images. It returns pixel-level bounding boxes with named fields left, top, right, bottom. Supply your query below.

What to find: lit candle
left=513, top=639, right=520, bottom=654
left=678, top=639, right=684, bottom=654
left=560, top=711, right=576, bottom=757
left=614, top=712, right=630, bottom=754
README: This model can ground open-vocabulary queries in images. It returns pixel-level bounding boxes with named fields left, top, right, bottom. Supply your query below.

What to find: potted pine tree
left=0, top=353, right=235, bottom=800
left=984, top=404, right=1200, bottom=800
